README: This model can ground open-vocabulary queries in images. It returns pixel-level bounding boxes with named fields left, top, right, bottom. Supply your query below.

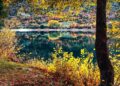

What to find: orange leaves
left=3, top=0, right=12, bottom=7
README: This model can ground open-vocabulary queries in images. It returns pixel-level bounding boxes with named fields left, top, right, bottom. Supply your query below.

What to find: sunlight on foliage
left=0, top=28, right=17, bottom=60
left=108, top=21, right=120, bottom=59
left=25, top=47, right=120, bottom=86
left=48, top=20, right=61, bottom=28
left=112, top=58, right=120, bottom=86
left=27, top=59, right=47, bottom=70
left=27, top=48, right=100, bottom=86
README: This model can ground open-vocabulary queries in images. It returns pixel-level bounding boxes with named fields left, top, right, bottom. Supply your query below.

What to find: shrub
left=27, top=48, right=100, bottom=86
left=112, top=58, right=120, bottom=86
left=108, top=21, right=120, bottom=58
left=50, top=48, right=99, bottom=86
left=70, top=22, right=80, bottom=28
left=4, top=17, right=21, bottom=29
left=0, top=28, right=17, bottom=60
left=48, top=20, right=61, bottom=28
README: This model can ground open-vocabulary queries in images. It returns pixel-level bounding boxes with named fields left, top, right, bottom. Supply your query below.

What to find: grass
left=0, top=60, right=23, bottom=73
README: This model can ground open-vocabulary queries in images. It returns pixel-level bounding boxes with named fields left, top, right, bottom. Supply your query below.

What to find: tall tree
left=95, top=0, right=114, bottom=86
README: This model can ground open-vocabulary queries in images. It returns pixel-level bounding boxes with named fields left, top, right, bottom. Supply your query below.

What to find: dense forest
left=0, top=0, right=120, bottom=86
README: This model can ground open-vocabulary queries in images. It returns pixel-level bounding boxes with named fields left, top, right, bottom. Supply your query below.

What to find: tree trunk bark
left=96, top=0, right=114, bottom=86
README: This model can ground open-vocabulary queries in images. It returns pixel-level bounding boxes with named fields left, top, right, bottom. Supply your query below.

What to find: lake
left=16, top=29, right=96, bottom=60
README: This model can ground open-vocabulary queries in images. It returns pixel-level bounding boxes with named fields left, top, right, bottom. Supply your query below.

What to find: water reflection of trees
left=17, top=32, right=95, bottom=59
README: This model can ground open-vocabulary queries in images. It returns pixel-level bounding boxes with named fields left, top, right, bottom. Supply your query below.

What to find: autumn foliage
left=0, top=28, right=18, bottom=61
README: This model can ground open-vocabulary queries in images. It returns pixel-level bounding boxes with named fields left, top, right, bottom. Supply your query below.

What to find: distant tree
left=95, top=0, right=114, bottom=86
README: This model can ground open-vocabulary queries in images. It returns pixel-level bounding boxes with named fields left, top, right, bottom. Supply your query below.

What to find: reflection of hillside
left=17, top=32, right=95, bottom=59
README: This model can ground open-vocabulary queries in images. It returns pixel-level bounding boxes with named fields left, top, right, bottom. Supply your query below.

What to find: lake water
left=16, top=30, right=96, bottom=60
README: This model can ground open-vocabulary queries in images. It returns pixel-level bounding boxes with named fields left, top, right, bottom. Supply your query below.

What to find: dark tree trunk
left=96, top=0, right=114, bottom=86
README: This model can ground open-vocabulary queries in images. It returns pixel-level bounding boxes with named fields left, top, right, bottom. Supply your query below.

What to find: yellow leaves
left=112, top=21, right=120, bottom=28
left=109, top=28, right=120, bottom=39
left=48, top=20, right=59, bottom=25
left=108, top=21, right=120, bottom=39
left=112, top=58, right=120, bottom=86
left=48, top=20, right=61, bottom=28
left=106, top=0, right=112, bottom=12
left=81, top=49, right=85, bottom=55
left=63, top=52, right=69, bottom=58
left=28, top=0, right=83, bottom=13
left=51, top=48, right=100, bottom=85
left=25, top=48, right=101, bottom=85
left=81, top=49, right=87, bottom=58
left=47, top=63, right=56, bottom=72
left=0, top=28, right=17, bottom=59
left=3, top=0, right=12, bottom=7
left=27, top=59, right=47, bottom=70
left=109, top=28, right=119, bottom=35
left=41, top=0, right=45, bottom=4
left=113, top=0, right=120, bottom=2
